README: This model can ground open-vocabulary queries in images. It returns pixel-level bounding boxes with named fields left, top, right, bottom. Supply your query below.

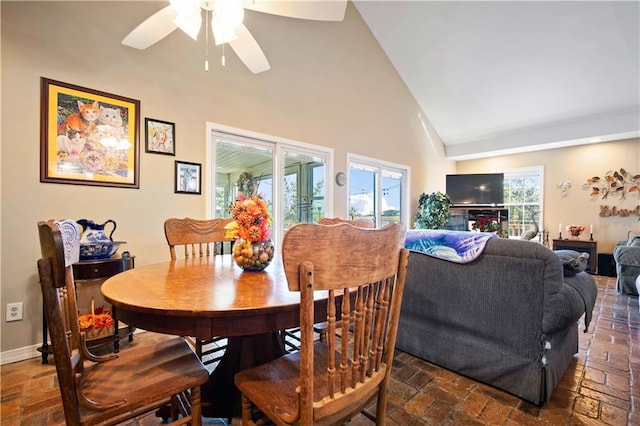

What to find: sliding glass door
left=214, top=138, right=274, bottom=218
left=283, top=150, right=326, bottom=230
left=348, top=155, right=409, bottom=227
left=208, top=124, right=332, bottom=243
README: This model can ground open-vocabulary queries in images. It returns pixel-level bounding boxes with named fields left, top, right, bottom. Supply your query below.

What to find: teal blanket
left=405, top=229, right=497, bottom=263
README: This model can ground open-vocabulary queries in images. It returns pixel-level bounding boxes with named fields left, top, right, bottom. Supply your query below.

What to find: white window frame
left=346, top=153, right=411, bottom=226
left=502, top=166, right=544, bottom=239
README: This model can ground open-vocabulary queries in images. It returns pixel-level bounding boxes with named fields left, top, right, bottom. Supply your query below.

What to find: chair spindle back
left=164, top=217, right=234, bottom=259
left=281, top=222, right=408, bottom=424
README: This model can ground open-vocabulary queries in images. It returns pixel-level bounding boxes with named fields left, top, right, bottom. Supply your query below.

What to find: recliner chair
left=613, top=232, right=640, bottom=296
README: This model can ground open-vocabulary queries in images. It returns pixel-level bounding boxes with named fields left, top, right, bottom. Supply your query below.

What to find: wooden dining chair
left=164, top=217, right=235, bottom=259
left=281, top=217, right=376, bottom=351
left=37, top=219, right=209, bottom=426
left=317, top=216, right=375, bottom=228
left=235, top=222, right=409, bottom=425
left=164, top=217, right=235, bottom=366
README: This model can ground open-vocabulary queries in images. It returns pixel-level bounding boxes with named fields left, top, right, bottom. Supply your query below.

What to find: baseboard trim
left=0, top=344, right=41, bottom=366
left=0, top=329, right=147, bottom=366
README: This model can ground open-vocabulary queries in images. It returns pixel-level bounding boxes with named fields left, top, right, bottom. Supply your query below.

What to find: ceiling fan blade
left=228, top=24, right=271, bottom=74
left=122, top=5, right=179, bottom=50
left=243, top=0, right=347, bottom=21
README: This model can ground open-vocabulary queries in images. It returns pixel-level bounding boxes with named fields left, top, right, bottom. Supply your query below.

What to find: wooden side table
left=38, top=253, right=135, bottom=364
left=552, top=239, right=598, bottom=274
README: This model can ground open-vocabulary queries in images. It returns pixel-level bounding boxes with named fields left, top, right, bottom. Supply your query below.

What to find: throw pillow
left=554, top=249, right=589, bottom=276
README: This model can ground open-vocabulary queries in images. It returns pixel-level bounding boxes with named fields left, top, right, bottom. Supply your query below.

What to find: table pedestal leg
left=200, top=331, right=285, bottom=419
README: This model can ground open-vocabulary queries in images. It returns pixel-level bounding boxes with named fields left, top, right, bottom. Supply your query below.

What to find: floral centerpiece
left=225, top=192, right=275, bottom=271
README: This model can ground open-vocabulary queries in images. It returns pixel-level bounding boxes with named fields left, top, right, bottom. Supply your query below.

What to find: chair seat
left=79, top=337, right=209, bottom=424
left=235, top=341, right=382, bottom=425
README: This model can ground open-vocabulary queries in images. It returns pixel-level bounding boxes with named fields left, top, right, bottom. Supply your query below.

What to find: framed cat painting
left=40, top=77, right=140, bottom=188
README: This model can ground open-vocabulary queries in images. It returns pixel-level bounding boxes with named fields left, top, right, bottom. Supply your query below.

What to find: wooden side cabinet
left=552, top=239, right=598, bottom=274
left=38, top=253, right=135, bottom=364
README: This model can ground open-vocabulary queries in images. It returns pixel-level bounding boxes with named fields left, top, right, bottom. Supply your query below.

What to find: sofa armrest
left=614, top=244, right=640, bottom=265
left=544, top=273, right=596, bottom=333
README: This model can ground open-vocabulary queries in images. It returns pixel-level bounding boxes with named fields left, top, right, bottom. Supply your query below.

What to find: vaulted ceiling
left=354, top=1, right=640, bottom=160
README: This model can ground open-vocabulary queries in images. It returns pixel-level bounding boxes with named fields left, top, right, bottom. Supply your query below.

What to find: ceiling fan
left=122, top=0, right=347, bottom=74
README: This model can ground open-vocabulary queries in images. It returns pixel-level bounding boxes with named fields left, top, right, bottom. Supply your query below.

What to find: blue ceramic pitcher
left=76, top=219, right=116, bottom=244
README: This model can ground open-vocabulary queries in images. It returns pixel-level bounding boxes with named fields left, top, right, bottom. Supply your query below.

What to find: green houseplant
left=414, top=191, right=453, bottom=229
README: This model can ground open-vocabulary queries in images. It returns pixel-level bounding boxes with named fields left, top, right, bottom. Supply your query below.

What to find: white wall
left=0, top=1, right=452, bottom=356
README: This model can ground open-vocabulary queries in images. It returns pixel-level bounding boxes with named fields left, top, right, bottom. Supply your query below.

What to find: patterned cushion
left=554, top=249, right=589, bottom=276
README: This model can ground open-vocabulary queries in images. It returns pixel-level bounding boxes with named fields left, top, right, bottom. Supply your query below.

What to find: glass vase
left=233, top=238, right=275, bottom=271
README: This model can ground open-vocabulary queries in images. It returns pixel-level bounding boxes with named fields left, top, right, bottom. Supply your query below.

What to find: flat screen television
left=446, top=173, right=504, bottom=206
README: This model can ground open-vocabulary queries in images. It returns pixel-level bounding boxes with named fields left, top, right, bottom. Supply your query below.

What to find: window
left=347, top=154, right=410, bottom=227
left=206, top=123, right=333, bottom=243
left=503, top=167, right=543, bottom=239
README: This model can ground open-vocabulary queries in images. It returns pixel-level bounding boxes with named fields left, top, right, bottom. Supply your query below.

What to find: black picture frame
left=145, top=118, right=175, bottom=156
left=175, top=161, right=201, bottom=194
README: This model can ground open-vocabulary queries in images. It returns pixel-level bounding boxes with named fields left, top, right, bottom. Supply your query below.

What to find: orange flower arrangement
left=225, top=192, right=272, bottom=242
left=78, top=305, right=113, bottom=331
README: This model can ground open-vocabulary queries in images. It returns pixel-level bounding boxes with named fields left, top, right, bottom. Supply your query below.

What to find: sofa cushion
left=554, top=250, right=589, bottom=276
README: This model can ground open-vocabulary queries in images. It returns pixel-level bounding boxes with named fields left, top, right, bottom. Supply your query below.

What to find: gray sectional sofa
left=396, top=234, right=597, bottom=406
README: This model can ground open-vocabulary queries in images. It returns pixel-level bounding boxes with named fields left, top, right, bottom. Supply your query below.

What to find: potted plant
left=414, top=191, right=453, bottom=229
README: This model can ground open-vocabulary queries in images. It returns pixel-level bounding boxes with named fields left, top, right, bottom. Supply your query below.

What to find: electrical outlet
left=6, top=302, right=23, bottom=322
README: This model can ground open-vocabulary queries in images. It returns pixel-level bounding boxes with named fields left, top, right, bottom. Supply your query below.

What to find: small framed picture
left=145, top=118, right=175, bottom=155
left=175, top=161, right=201, bottom=194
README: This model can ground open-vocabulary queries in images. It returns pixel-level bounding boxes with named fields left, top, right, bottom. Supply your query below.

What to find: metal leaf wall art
left=583, top=168, right=640, bottom=200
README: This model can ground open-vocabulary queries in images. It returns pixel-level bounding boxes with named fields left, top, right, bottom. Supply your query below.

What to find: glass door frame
left=346, top=153, right=411, bottom=227
left=205, top=121, right=335, bottom=245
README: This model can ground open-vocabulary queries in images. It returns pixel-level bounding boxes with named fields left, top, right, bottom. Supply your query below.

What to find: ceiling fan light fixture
left=123, top=0, right=345, bottom=74
left=213, top=0, right=245, bottom=30
left=173, top=12, right=202, bottom=40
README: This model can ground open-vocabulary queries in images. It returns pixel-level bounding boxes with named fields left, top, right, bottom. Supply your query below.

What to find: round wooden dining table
left=101, top=254, right=329, bottom=419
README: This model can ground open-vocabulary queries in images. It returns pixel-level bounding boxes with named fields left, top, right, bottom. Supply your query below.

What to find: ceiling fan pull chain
left=122, top=0, right=344, bottom=74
